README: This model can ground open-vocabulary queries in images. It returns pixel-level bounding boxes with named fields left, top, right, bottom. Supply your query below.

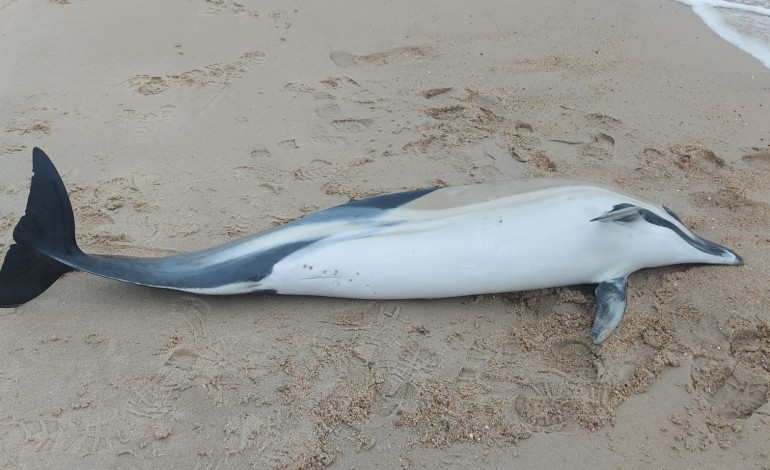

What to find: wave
left=676, top=0, right=770, bottom=69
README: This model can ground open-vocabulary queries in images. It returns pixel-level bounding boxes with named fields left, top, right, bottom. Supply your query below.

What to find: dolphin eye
left=662, top=206, right=684, bottom=224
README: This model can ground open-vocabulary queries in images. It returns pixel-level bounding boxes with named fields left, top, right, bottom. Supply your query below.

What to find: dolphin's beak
left=697, top=235, right=743, bottom=265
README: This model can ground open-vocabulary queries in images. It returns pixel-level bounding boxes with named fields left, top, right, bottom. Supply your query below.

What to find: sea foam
left=676, top=0, right=770, bottom=69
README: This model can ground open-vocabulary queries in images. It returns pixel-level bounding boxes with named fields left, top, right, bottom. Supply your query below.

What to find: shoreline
left=675, top=0, right=770, bottom=70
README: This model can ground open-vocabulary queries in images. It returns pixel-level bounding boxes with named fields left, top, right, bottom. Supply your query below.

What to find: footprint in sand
left=425, top=105, right=466, bottom=120
left=277, top=139, right=299, bottom=150
left=320, top=76, right=360, bottom=89
left=691, top=358, right=770, bottom=420
left=730, top=326, right=770, bottom=370
left=710, top=367, right=769, bottom=419
left=330, top=118, right=374, bottom=134
left=457, top=339, right=495, bottom=382
left=124, top=51, right=265, bottom=95
left=6, top=119, right=53, bottom=136
left=284, top=81, right=316, bottom=94
left=513, top=381, right=613, bottom=431
left=420, top=87, right=453, bottom=99
left=0, top=143, right=27, bottom=155
left=202, top=0, right=259, bottom=17
left=670, top=145, right=726, bottom=172
left=314, top=103, right=341, bottom=119
left=250, top=147, right=271, bottom=158
left=551, top=339, right=597, bottom=379
left=592, top=132, right=615, bottom=148
left=330, top=47, right=428, bottom=67
left=742, top=147, right=770, bottom=170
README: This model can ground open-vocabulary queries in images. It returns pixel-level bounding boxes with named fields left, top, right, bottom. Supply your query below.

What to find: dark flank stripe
left=47, top=188, right=442, bottom=292
left=639, top=210, right=730, bottom=257
left=592, top=203, right=735, bottom=259
left=662, top=205, right=685, bottom=224
left=52, top=240, right=321, bottom=290
left=344, top=188, right=438, bottom=209
left=293, top=188, right=438, bottom=225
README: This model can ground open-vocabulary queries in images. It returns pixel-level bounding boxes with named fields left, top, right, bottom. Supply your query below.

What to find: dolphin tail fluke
left=0, top=148, right=80, bottom=307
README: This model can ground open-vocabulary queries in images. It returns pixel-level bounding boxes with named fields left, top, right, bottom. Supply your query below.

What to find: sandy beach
left=1, top=0, right=769, bottom=468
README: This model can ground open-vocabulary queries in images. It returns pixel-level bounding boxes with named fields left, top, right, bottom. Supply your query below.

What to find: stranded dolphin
left=0, top=148, right=743, bottom=343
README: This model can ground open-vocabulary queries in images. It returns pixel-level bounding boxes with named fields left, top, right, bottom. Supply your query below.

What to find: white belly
left=259, top=195, right=638, bottom=299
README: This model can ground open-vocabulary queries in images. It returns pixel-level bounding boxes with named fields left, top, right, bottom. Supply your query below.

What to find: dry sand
left=1, top=0, right=769, bottom=468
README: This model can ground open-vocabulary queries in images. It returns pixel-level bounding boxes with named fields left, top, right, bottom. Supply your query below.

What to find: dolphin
left=0, top=148, right=743, bottom=343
